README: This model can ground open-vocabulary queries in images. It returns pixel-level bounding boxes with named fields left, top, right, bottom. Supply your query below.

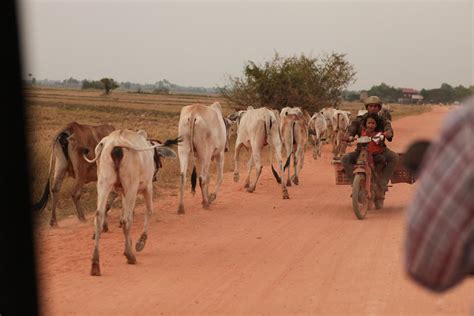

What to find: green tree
left=453, top=85, right=470, bottom=101
left=342, top=90, right=360, bottom=102
left=420, top=83, right=472, bottom=103
left=64, top=77, right=80, bottom=85
left=367, top=83, right=402, bottom=103
left=219, top=52, right=356, bottom=112
left=99, top=78, right=119, bottom=94
left=81, top=79, right=103, bottom=90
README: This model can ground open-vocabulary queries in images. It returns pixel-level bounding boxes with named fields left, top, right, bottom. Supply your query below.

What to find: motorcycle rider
left=340, top=96, right=399, bottom=201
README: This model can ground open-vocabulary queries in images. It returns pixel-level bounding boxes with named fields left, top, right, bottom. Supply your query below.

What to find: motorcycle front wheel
left=352, top=173, right=368, bottom=219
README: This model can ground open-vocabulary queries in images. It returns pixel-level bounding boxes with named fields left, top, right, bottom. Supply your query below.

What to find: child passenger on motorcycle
left=361, top=113, right=387, bottom=175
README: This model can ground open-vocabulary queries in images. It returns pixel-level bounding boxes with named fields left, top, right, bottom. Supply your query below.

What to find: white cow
left=331, top=110, right=351, bottom=158
left=177, top=102, right=229, bottom=214
left=309, top=112, right=328, bottom=159
left=279, top=107, right=310, bottom=186
left=319, top=107, right=337, bottom=146
left=233, top=107, right=289, bottom=199
left=84, top=129, right=178, bottom=276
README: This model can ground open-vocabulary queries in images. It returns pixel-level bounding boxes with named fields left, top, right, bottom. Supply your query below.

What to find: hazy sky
left=19, top=0, right=473, bottom=90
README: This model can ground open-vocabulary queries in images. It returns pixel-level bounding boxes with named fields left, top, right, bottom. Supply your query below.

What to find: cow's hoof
left=209, top=193, right=217, bottom=203
left=78, top=216, right=87, bottom=223
left=233, top=173, right=239, bottom=182
left=135, top=234, right=147, bottom=252
left=49, top=220, right=58, bottom=228
left=125, top=254, right=136, bottom=264
left=286, top=180, right=292, bottom=187
left=202, top=202, right=210, bottom=209
left=102, top=223, right=109, bottom=233
left=244, top=181, right=250, bottom=189
left=282, top=190, right=290, bottom=199
left=292, top=176, right=299, bottom=185
left=177, top=205, right=185, bottom=215
left=246, top=186, right=255, bottom=193
left=90, top=262, right=101, bottom=276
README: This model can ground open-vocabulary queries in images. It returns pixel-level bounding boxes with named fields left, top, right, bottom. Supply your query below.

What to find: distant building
left=398, top=88, right=424, bottom=104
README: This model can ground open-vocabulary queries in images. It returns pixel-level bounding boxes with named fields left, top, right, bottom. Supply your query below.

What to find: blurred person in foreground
left=405, top=96, right=474, bottom=292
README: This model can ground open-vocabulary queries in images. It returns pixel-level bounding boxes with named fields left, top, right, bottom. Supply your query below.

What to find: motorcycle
left=350, top=135, right=385, bottom=219
left=333, top=136, right=416, bottom=220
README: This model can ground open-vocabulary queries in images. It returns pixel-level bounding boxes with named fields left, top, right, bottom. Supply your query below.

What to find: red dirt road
left=36, top=106, right=474, bottom=315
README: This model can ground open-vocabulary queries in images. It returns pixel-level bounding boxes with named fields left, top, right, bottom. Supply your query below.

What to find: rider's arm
left=404, top=106, right=474, bottom=292
left=383, top=118, right=394, bottom=141
left=345, top=117, right=361, bottom=139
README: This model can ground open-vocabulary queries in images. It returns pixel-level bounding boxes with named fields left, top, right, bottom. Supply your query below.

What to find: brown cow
left=32, top=122, right=115, bottom=227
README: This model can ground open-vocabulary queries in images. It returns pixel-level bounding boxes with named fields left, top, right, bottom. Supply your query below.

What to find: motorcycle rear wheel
left=352, top=174, right=368, bottom=219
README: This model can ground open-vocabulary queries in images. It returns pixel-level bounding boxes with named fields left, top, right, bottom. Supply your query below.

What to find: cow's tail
left=283, top=121, right=294, bottom=171
left=189, top=115, right=197, bottom=195
left=271, top=162, right=281, bottom=184
left=111, top=147, right=124, bottom=188
left=266, top=115, right=282, bottom=184
left=83, top=142, right=105, bottom=163
left=32, top=146, right=54, bottom=212
left=32, top=131, right=66, bottom=212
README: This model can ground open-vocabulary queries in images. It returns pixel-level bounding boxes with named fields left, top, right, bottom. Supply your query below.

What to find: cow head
left=223, top=117, right=234, bottom=152
left=150, top=139, right=178, bottom=181
left=227, top=109, right=248, bottom=131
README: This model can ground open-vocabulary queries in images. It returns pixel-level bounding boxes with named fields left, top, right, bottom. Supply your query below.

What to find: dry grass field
left=26, top=87, right=432, bottom=225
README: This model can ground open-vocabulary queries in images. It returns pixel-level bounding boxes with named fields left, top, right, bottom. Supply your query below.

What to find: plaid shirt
left=405, top=98, right=474, bottom=292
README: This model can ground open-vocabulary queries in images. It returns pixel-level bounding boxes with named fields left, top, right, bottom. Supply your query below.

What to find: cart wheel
left=352, top=174, right=368, bottom=219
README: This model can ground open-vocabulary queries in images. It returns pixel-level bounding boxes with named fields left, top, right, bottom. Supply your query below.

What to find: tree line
left=26, top=51, right=472, bottom=107
left=29, top=77, right=218, bottom=95
left=343, top=82, right=473, bottom=104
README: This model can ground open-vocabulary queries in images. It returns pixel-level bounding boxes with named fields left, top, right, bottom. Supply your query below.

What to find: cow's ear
left=227, top=112, right=239, bottom=121
left=156, top=147, right=177, bottom=159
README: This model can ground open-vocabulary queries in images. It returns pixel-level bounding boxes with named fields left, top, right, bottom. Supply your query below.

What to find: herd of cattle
left=33, top=101, right=392, bottom=275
